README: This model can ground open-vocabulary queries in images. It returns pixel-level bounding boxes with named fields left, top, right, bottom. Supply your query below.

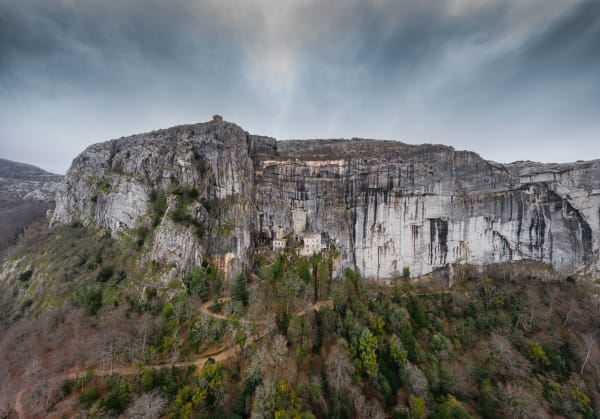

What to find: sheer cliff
left=51, top=118, right=600, bottom=281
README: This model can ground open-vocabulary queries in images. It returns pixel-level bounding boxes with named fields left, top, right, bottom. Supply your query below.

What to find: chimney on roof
left=212, top=114, right=223, bottom=123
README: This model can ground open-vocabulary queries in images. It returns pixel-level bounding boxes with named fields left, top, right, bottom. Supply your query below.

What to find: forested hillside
left=0, top=221, right=598, bottom=417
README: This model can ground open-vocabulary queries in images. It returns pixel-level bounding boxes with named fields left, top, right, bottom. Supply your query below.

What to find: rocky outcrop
left=52, top=120, right=263, bottom=280
left=52, top=120, right=600, bottom=281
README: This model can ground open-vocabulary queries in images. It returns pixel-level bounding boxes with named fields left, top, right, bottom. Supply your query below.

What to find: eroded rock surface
left=52, top=120, right=600, bottom=281
left=52, top=120, right=260, bottom=280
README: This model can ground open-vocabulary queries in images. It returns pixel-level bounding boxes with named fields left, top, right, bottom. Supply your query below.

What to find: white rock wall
left=52, top=121, right=600, bottom=282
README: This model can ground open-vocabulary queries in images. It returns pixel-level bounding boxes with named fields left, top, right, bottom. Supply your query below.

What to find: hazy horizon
left=4, top=116, right=599, bottom=176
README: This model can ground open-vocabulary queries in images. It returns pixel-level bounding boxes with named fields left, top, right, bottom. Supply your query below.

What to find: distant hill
left=0, top=158, right=63, bottom=254
left=0, top=157, right=61, bottom=180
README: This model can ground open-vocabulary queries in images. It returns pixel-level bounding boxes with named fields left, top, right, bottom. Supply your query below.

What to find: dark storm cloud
left=326, top=2, right=505, bottom=82
left=0, top=0, right=257, bottom=172
left=518, top=0, right=600, bottom=76
left=424, top=0, right=600, bottom=162
left=0, top=0, right=245, bottom=93
left=0, top=0, right=598, bottom=173
left=459, top=0, right=600, bottom=98
left=277, top=0, right=600, bottom=163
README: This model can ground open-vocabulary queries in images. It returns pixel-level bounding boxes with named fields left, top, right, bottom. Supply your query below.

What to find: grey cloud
left=462, top=0, right=600, bottom=96
left=0, top=0, right=246, bottom=95
left=0, top=0, right=598, bottom=173
left=441, top=0, right=600, bottom=130
left=520, top=0, right=600, bottom=73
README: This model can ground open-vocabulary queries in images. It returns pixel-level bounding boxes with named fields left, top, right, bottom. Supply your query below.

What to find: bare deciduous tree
left=499, top=382, right=546, bottom=419
left=579, top=332, right=598, bottom=375
left=25, top=357, right=41, bottom=376
left=251, top=378, right=277, bottom=419
left=325, top=345, right=355, bottom=394
left=271, top=334, right=288, bottom=370
left=29, top=382, right=52, bottom=418
left=489, top=333, right=531, bottom=380
left=124, top=390, right=167, bottom=418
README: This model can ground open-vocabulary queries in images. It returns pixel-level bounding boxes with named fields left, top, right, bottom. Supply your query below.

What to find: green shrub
left=277, top=312, right=289, bottom=335
left=171, top=384, right=207, bottom=417
left=233, top=275, right=249, bottom=306
left=351, top=328, right=379, bottom=377
left=169, top=197, right=188, bottom=223
left=407, top=297, right=429, bottom=330
left=186, top=266, right=209, bottom=299
left=172, top=185, right=199, bottom=200
left=102, top=380, right=132, bottom=413
left=295, top=258, right=312, bottom=284
left=272, top=256, right=284, bottom=280
left=83, top=286, right=103, bottom=315
left=135, top=226, right=150, bottom=248
left=146, top=287, right=158, bottom=300
left=570, top=389, right=594, bottom=418
left=160, top=303, right=173, bottom=318
left=200, top=198, right=213, bottom=213
left=169, top=195, right=205, bottom=238
left=140, top=368, right=156, bottom=392
left=432, top=395, right=471, bottom=418
left=525, top=342, right=551, bottom=369
left=195, top=224, right=205, bottom=239
left=96, top=178, right=111, bottom=194
left=230, top=379, right=258, bottom=418
left=80, top=385, right=99, bottom=407
left=18, top=269, right=33, bottom=282
left=97, top=266, right=114, bottom=282
left=429, top=333, right=450, bottom=359
left=151, top=195, right=168, bottom=227
left=59, top=379, right=76, bottom=400
left=218, top=221, right=234, bottom=236
left=344, top=267, right=358, bottom=283
left=187, top=188, right=200, bottom=199
left=409, top=395, right=426, bottom=419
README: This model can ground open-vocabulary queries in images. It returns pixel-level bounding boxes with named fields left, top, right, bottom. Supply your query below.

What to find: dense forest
left=0, top=222, right=599, bottom=417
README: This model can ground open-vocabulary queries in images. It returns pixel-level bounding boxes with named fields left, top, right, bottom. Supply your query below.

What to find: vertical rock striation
left=52, top=120, right=271, bottom=279
left=52, top=119, right=600, bottom=281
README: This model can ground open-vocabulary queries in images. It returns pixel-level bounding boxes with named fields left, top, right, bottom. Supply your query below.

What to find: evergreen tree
left=233, top=274, right=249, bottom=306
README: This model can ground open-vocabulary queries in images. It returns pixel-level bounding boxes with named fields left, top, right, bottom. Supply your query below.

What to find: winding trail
left=199, top=296, right=269, bottom=325
left=13, top=297, right=333, bottom=418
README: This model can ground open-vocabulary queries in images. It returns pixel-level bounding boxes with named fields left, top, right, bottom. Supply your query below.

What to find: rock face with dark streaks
left=255, top=140, right=600, bottom=279
left=52, top=119, right=600, bottom=281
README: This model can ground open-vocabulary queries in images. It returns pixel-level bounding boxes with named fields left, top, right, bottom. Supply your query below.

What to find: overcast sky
left=1, top=0, right=599, bottom=174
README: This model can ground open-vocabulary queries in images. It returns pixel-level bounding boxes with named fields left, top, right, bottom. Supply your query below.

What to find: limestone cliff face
left=52, top=120, right=267, bottom=279
left=256, top=141, right=600, bottom=279
left=53, top=120, right=600, bottom=281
